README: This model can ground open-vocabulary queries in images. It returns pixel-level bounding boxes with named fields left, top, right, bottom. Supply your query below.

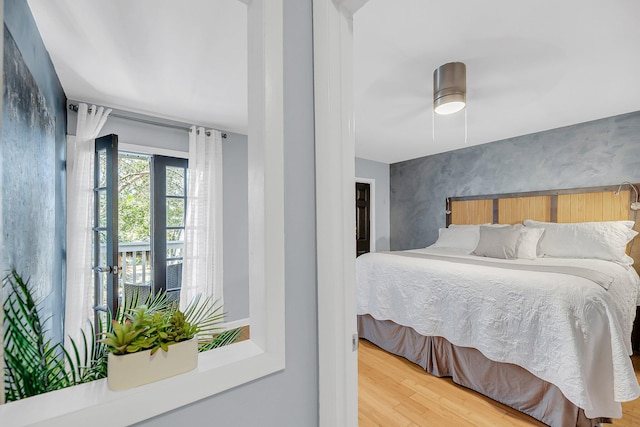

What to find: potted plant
left=2, top=270, right=243, bottom=399
left=100, top=295, right=228, bottom=391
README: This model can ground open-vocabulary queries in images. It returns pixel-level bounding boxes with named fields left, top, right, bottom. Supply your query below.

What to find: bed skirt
left=357, top=314, right=610, bottom=427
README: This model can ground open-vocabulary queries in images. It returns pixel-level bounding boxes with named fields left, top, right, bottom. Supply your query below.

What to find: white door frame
left=313, top=0, right=369, bottom=426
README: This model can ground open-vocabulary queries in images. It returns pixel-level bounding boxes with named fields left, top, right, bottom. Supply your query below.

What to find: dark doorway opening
left=356, top=182, right=371, bottom=257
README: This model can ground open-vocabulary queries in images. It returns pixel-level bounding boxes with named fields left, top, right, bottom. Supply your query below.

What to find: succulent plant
left=155, top=310, right=198, bottom=351
left=100, top=305, right=195, bottom=355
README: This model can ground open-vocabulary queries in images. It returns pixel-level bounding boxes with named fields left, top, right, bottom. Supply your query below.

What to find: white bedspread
left=356, top=247, right=640, bottom=419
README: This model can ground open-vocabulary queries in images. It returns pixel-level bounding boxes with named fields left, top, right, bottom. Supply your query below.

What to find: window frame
left=151, top=155, right=188, bottom=297
left=0, top=1, right=285, bottom=424
left=93, top=134, right=120, bottom=325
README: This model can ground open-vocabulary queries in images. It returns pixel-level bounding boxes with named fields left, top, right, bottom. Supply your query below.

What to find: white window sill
left=0, top=340, right=281, bottom=426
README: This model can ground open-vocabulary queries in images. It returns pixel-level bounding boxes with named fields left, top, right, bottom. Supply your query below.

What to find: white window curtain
left=65, top=103, right=111, bottom=348
left=180, top=127, right=224, bottom=309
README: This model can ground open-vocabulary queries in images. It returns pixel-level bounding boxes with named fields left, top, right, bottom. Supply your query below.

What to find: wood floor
left=358, top=339, right=640, bottom=427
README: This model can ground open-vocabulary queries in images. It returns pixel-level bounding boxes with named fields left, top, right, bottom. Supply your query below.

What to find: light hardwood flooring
left=358, top=339, right=640, bottom=427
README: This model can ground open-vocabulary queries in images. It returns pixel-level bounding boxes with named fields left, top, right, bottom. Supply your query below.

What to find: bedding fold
left=381, top=250, right=615, bottom=289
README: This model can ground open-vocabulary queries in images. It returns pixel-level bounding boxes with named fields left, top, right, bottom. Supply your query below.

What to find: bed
left=356, top=185, right=640, bottom=427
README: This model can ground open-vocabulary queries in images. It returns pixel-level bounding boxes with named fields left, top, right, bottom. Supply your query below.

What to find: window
left=93, top=135, right=118, bottom=326
left=93, top=134, right=188, bottom=322
left=151, top=155, right=188, bottom=302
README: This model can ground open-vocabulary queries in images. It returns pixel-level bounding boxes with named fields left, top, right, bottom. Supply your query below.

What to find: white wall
left=134, top=0, right=319, bottom=424
left=356, top=157, right=390, bottom=251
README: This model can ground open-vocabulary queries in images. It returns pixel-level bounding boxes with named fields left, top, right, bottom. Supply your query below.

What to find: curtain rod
left=68, top=104, right=227, bottom=139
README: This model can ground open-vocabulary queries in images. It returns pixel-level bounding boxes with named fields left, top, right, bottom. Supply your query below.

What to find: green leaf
left=198, top=328, right=243, bottom=352
left=3, top=270, right=76, bottom=400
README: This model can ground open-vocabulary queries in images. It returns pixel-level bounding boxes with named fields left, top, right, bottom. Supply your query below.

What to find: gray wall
left=2, top=0, right=66, bottom=343
left=136, top=0, right=318, bottom=424
left=222, top=132, right=249, bottom=321
left=390, top=111, right=640, bottom=250
left=356, top=157, right=390, bottom=251
left=69, top=105, right=189, bottom=153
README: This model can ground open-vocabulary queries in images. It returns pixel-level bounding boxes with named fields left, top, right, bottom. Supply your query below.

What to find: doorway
left=355, top=182, right=370, bottom=256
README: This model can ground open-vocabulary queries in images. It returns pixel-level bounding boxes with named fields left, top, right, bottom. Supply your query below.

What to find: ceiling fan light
left=433, top=62, right=466, bottom=115
left=434, top=97, right=465, bottom=115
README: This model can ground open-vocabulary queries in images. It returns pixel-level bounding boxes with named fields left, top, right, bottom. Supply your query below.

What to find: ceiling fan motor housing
left=433, top=62, right=466, bottom=115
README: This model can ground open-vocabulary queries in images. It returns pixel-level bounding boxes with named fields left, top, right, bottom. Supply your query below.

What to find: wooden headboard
left=445, top=184, right=640, bottom=274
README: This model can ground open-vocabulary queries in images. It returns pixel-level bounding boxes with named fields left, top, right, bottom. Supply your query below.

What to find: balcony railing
left=117, top=241, right=184, bottom=286
left=95, top=241, right=183, bottom=308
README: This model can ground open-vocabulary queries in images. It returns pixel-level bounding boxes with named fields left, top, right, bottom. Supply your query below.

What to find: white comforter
left=356, top=247, right=640, bottom=419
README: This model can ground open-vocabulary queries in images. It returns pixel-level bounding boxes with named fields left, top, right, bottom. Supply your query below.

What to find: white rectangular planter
left=107, top=338, right=198, bottom=391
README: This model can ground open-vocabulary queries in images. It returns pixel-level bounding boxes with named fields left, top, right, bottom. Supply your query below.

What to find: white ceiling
left=354, top=0, right=640, bottom=163
left=28, top=0, right=248, bottom=134
left=27, top=0, right=640, bottom=164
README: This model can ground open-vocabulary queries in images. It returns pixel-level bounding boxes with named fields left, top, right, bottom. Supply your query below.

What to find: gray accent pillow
left=472, top=225, right=521, bottom=259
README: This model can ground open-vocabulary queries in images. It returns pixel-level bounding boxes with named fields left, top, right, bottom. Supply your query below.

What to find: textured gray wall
left=3, top=0, right=67, bottom=343
left=391, top=111, right=640, bottom=250
left=136, top=0, right=318, bottom=424
left=2, top=26, right=55, bottom=300
left=356, top=157, right=390, bottom=251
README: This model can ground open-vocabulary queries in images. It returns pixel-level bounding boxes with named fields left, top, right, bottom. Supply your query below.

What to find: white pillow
left=447, top=223, right=545, bottom=259
left=516, top=227, right=545, bottom=260
left=472, top=225, right=521, bottom=259
left=431, top=227, right=479, bottom=252
left=523, top=219, right=638, bottom=264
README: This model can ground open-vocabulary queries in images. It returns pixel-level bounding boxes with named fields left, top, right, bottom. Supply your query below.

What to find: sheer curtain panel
left=65, top=103, right=111, bottom=348
left=181, top=127, right=223, bottom=309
